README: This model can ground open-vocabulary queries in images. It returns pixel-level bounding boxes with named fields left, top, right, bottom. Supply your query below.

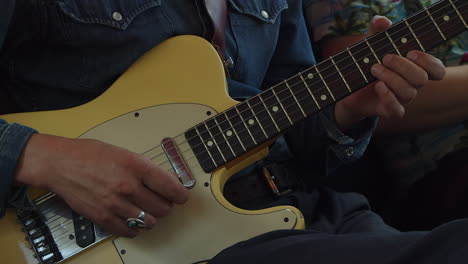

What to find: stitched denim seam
left=58, top=1, right=160, bottom=30
left=229, top=0, right=288, bottom=24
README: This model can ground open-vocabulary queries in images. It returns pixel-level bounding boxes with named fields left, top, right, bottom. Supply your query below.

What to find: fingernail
left=371, top=15, right=384, bottom=24
left=398, top=104, right=405, bottom=117
left=407, top=51, right=419, bottom=61
left=371, top=64, right=382, bottom=76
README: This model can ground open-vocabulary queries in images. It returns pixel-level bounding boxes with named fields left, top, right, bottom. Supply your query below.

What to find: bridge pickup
left=161, top=137, right=195, bottom=188
left=72, top=211, right=96, bottom=248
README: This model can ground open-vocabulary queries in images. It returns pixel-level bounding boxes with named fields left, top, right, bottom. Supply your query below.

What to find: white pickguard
left=79, top=103, right=297, bottom=264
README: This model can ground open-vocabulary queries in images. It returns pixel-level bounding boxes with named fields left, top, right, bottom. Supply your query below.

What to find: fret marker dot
left=320, top=94, right=327, bottom=101
left=401, top=37, right=407, bottom=44
left=248, top=119, right=255, bottom=125
left=207, top=141, right=214, bottom=147
left=363, top=58, right=370, bottom=64
left=226, top=130, right=233, bottom=137
left=272, top=106, right=279, bottom=112
left=443, top=15, right=450, bottom=22
left=307, top=73, right=314, bottom=79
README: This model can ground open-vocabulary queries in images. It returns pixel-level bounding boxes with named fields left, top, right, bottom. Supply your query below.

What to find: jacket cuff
left=0, top=121, right=37, bottom=216
left=320, top=106, right=378, bottom=167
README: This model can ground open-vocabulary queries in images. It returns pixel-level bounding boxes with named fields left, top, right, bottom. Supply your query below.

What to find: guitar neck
left=187, top=0, right=468, bottom=173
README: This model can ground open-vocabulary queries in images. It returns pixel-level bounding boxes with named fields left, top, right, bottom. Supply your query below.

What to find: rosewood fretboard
left=187, top=0, right=468, bottom=173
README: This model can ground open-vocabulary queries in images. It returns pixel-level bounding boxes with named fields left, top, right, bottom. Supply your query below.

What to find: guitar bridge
left=17, top=193, right=111, bottom=263
left=17, top=207, right=63, bottom=264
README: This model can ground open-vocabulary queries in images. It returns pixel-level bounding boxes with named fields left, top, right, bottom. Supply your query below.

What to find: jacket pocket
left=229, top=0, right=288, bottom=26
left=227, top=0, right=288, bottom=88
left=58, top=0, right=161, bottom=30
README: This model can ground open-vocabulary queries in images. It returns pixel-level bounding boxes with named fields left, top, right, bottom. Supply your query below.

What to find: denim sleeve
left=0, top=120, right=37, bottom=217
left=285, top=105, right=378, bottom=176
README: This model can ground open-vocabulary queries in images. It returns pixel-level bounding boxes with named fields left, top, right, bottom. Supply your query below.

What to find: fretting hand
left=334, top=16, right=446, bottom=131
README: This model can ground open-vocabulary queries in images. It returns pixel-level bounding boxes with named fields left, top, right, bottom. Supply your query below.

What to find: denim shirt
left=0, top=0, right=376, bottom=215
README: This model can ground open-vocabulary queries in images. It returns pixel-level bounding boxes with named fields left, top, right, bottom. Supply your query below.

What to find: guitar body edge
left=0, top=36, right=304, bottom=264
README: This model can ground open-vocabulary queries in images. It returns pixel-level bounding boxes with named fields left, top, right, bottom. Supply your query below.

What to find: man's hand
left=15, top=134, right=189, bottom=237
left=334, top=16, right=446, bottom=131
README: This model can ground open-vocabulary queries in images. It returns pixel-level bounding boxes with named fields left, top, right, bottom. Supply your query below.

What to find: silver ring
left=126, top=211, right=146, bottom=229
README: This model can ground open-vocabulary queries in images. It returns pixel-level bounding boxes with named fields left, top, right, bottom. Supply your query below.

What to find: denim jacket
left=0, top=0, right=376, bottom=215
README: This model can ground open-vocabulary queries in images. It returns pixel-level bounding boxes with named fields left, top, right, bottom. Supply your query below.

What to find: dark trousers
left=211, top=188, right=468, bottom=263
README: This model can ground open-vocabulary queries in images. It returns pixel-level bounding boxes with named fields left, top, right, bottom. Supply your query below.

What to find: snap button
left=224, top=57, right=235, bottom=69
left=261, top=10, right=269, bottom=19
left=345, top=147, right=354, bottom=157
left=112, top=12, right=123, bottom=21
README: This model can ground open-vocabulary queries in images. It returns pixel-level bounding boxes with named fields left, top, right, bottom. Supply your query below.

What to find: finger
left=130, top=184, right=174, bottom=218
left=374, top=81, right=405, bottom=119
left=371, top=63, right=418, bottom=104
left=366, top=15, right=392, bottom=36
left=103, top=216, right=139, bottom=237
left=108, top=197, right=157, bottom=230
left=142, top=165, right=190, bottom=204
left=406, top=50, right=446, bottom=80
left=380, top=54, right=428, bottom=89
left=62, top=191, right=139, bottom=237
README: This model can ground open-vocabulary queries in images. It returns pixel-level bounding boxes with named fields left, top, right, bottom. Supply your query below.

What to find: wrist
left=334, top=102, right=367, bottom=132
left=14, top=134, right=66, bottom=188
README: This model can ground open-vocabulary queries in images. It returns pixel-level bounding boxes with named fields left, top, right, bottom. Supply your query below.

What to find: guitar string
left=139, top=0, right=466, bottom=169
left=30, top=1, right=466, bottom=248
left=39, top=2, right=467, bottom=237
left=41, top=7, right=468, bottom=255
left=46, top=3, right=466, bottom=240
left=142, top=0, right=464, bottom=166
left=109, top=0, right=464, bottom=174
left=37, top=1, right=467, bottom=240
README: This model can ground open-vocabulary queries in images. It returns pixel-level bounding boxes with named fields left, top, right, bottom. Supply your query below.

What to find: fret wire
left=298, top=73, right=321, bottom=109
left=430, top=1, right=466, bottom=42
left=275, top=81, right=305, bottom=123
left=365, top=39, right=382, bottom=64
left=182, top=1, right=468, bottom=173
left=197, top=1, right=468, bottom=153
left=203, top=122, right=227, bottom=162
left=258, top=95, right=281, bottom=132
left=271, top=88, right=293, bottom=124
left=426, top=8, right=447, bottom=40
left=245, top=101, right=268, bottom=139
left=314, top=67, right=336, bottom=101
left=404, top=18, right=426, bottom=51
left=213, top=118, right=236, bottom=158
left=330, top=57, right=352, bottom=92
left=332, top=52, right=367, bottom=93
left=234, top=107, right=257, bottom=145
left=206, top=119, right=236, bottom=161
left=285, top=82, right=307, bottom=117
left=346, top=48, right=368, bottom=83
left=385, top=31, right=402, bottom=56
left=185, top=128, right=215, bottom=172
left=261, top=90, right=291, bottom=131
left=450, top=0, right=468, bottom=27
left=223, top=111, right=247, bottom=151
left=195, top=127, right=218, bottom=167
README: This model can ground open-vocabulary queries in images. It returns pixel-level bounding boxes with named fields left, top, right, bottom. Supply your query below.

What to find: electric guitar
left=1, top=0, right=467, bottom=263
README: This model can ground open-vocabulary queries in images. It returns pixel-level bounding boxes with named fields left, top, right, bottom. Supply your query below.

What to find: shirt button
left=261, top=10, right=269, bottom=19
left=112, top=12, right=123, bottom=21
left=345, top=147, right=354, bottom=157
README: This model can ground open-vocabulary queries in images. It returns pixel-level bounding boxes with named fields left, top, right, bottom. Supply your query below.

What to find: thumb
left=366, top=15, right=393, bottom=37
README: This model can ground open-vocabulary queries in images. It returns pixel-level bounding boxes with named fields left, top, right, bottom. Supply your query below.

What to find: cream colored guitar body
left=0, top=36, right=304, bottom=264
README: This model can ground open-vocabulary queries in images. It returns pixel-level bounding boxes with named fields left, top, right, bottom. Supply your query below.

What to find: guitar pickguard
left=78, top=103, right=298, bottom=264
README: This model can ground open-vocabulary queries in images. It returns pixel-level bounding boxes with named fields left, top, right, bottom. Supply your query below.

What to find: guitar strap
left=203, top=0, right=228, bottom=60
